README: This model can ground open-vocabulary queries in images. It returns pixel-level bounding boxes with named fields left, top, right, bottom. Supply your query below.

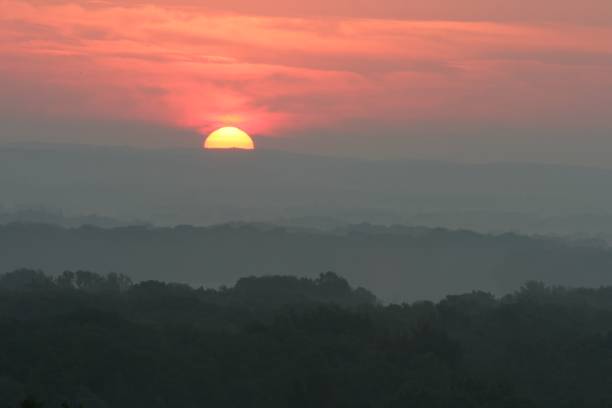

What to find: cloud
left=19, top=0, right=612, bottom=25
left=0, top=0, right=611, bottom=139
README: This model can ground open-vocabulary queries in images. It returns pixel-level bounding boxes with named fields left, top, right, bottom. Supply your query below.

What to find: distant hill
left=0, top=207, right=147, bottom=228
left=2, top=222, right=612, bottom=301
left=2, top=143, right=612, bottom=235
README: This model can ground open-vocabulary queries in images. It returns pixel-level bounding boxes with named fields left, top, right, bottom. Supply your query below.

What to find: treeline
left=0, top=268, right=376, bottom=306
left=4, top=270, right=612, bottom=406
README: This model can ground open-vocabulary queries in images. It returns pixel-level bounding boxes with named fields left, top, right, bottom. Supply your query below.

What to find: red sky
left=1, top=0, right=611, bottom=160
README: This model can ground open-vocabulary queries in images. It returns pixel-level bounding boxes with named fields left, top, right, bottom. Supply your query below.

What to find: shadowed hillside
left=2, top=222, right=612, bottom=301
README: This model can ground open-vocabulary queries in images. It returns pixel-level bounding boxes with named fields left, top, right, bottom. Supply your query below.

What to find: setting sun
left=203, top=127, right=255, bottom=150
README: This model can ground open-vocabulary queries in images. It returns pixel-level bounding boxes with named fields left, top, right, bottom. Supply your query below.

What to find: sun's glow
left=204, top=127, right=255, bottom=150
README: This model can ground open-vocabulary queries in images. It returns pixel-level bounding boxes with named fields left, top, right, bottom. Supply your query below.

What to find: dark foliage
left=2, top=270, right=612, bottom=407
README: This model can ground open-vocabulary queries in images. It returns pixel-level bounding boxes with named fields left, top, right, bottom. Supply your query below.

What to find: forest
left=3, top=269, right=612, bottom=407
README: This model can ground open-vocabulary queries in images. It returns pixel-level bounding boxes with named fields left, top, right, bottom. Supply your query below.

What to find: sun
left=203, top=127, right=255, bottom=150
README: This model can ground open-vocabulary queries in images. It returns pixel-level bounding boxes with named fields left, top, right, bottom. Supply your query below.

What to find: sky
left=1, top=0, right=612, bottom=164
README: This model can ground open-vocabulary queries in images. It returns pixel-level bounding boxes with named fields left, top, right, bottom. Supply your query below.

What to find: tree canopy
left=2, top=269, right=612, bottom=407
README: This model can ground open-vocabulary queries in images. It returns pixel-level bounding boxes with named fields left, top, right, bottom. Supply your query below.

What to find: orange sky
left=1, top=0, right=611, bottom=149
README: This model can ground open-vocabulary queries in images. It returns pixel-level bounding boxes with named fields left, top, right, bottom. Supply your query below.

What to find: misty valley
left=4, top=144, right=612, bottom=406
left=3, top=145, right=612, bottom=407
